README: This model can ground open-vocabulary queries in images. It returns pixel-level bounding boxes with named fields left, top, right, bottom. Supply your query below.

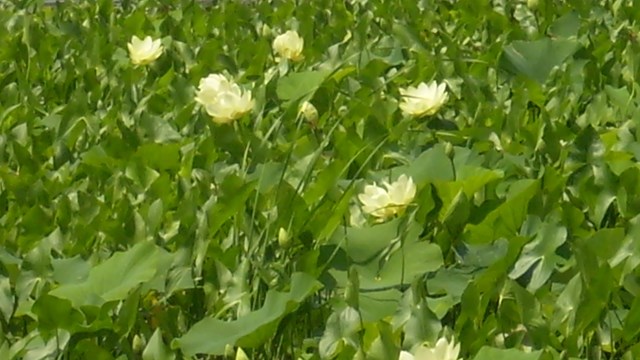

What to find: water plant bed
left=1, top=0, right=639, bottom=359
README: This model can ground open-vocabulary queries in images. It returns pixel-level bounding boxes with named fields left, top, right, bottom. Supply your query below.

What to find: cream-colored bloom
left=359, top=184, right=393, bottom=219
left=195, top=74, right=254, bottom=124
left=272, top=30, right=304, bottom=61
left=127, top=35, right=163, bottom=65
left=409, top=337, right=461, bottom=360
left=235, top=347, right=250, bottom=360
left=385, top=174, right=417, bottom=206
left=358, top=174, right=416, bottom=220
left=399, top=351, right=415, bottom=360
left=299, top=101, right=319, bottom=122
left=399, top=81, right=448, bottom=117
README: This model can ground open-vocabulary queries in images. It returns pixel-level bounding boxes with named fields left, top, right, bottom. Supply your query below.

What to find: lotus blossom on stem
left=358, top=174, right=416, bottom=221
left=272, top=30, right=304, bottom=61
left=399, top=80, right=448, bottom=117
left=399, top=337, right=462, bottom=360
left=195, top=74, right=254, bottom=124
left=127, top=35, right=164, bottom=65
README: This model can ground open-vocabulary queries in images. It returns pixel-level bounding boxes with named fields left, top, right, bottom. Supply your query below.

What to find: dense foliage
left=1, top=0, right=640, bottom=359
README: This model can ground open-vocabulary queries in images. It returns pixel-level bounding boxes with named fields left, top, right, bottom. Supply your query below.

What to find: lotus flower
left=127, top=35, right=163, bottom=65
left=358, top=174, right=416, bottom=221
left=272, top=30, right=304, bottom=61
left=195, top=74, right=254, bottom=124
left=399, top=81, right=448, bottom=117
left=400, top=337, right=462, bottom=360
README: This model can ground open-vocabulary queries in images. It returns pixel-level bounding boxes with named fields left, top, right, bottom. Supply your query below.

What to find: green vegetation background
left=1, top=0, right=640, bottom=359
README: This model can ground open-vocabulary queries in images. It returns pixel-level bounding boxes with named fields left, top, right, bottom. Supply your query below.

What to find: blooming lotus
left=400, top=337, right=461, bottom=360
left=399, top=351, right=415, bottom=360
left=195, top=74, right=254, bottom=124
left=127, top=35, right=164, bottom=65
left=358, top=174, right=416, bottom=220
left=399, top=80, right=448, bottom=117
left=272, top=30, right=304, bottom=61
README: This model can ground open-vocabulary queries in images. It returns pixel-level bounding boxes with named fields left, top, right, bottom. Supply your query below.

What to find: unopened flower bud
left=236, top=347, right=250, bottom=360
left=224, top=344, right=235, bottom=357
left=260, top=23, right=272, bottom=37
left=444, top=142, right=454, bottom=158
left=132, top=334, right=145, bottom=353
left=299, top=101, right=319, bottom=123
left=278, top=227, right=290, bottom=248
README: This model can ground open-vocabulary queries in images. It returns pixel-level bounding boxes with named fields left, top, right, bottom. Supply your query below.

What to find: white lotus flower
left=399, top=81, right=448, bottom=117
left=358, top=174, right=416, bottom=221
left=359, top=184, right=393, bottom=219
left=385, top=174, right=417, bottom=206
left=272, top=30, right=304, bottom=61
left=195, top=74, right=254, bottom=124
left=399, top=351, right=415, bottom=360
left=127, top=35, right=163, bottom=65
left=403, top=337, right=461, bottom=360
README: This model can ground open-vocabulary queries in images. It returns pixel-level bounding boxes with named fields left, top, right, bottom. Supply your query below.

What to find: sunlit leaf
left=500, top=38, right=580, bottom=83
left=173, top=273, right=322, bottom=356
left=48, top=242, right=172, bottom=308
